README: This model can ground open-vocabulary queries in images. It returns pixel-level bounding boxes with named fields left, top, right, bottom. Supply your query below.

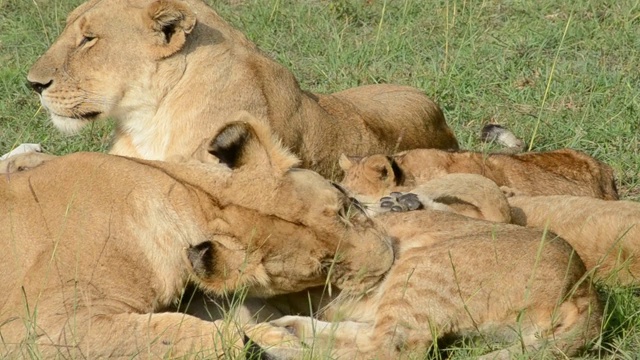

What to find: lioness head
left=177, top=113, right=393, bottom=297
left=27, top=0, right=196, bottom=134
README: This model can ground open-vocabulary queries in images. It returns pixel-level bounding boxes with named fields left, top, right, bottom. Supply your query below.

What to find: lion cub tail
left=480, top=124, right=525, bottom=154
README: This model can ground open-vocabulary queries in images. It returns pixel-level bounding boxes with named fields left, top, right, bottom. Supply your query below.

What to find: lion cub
left=339, top=148, right=619, bottom=200
left=371, top=173, right=640, bottom=286
left=191, top=204, right=603, bottom=359
left=509, top=195, right=640, bottom=286
left=376, top=174, right=640, bottom=286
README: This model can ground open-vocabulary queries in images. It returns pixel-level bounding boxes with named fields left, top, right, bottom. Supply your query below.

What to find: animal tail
left=480, top=124, right=525, bottom=153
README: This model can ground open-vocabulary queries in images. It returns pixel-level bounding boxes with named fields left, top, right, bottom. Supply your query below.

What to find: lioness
left=0, top=119, right=393, bottom=357
left=339, top=148, right=619, bottom=199
left=194, top=206, right=603, bottom=359
left=509, top=195, right=640, bottom=286
left=25, top=0, right=458, bottom=178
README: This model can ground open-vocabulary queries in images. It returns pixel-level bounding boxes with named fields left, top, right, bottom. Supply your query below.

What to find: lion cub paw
left=0, top=152, right=56, bottom=174
left=379, top=192, right=423, bottom=212
left=244, top=322, right=303, bottom=349
left=499, top=185, right=524, bottom=198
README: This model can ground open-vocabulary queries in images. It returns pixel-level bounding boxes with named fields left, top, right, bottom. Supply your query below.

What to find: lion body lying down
left=340, top=148, right=619, bottom=199
left=249, top=210, right=603, bottom=359
left=509, top=195, right=640, bottom=286
left=0, top=120, right=393, bottom=357
left=378, top=174, right=640, bottom=286
left=26, top=0, right=458, bottom=178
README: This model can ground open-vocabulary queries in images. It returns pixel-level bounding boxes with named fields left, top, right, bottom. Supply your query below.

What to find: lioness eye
left=78, top=35, right=96, bottom=48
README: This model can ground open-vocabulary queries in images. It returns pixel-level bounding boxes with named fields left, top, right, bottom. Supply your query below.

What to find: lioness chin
left=0, top=118, right=393, bottom=357
left=26, top=0, right=458, bottom=178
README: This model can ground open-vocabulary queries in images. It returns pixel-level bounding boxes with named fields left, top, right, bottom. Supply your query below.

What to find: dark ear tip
left=208, top=121, right=253, bottom=168
left=209, top=121, right=250, bottom=150
left=186, top=241, right=214, bottom=277
left=480, top=123, right=506, bottom=141
left=243, top=333, right=275, bottom=360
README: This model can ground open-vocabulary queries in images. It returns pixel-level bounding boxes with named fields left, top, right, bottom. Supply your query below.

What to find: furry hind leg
left=479, top=294, right=602, bottom=360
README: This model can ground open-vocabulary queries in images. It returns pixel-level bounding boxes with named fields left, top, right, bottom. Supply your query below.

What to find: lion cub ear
left=338, top=154, right=363, bottom=171
left=206, top=112, right=300, bottom=175
left=146, top=0, right=196, bottom=59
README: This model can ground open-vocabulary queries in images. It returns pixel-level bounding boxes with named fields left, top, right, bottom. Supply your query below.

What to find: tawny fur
left=257, top=211, right=603, bottom=359
left=509, top=195, right=640, bottom=286
left=339, top=148, right=619, bottom=199
left=26, top=0, right=458, bottom=178
left=0, top=120, right=393, bottom=357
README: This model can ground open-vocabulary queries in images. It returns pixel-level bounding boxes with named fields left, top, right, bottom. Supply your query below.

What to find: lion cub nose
left=27, top=79, right=53, bottom=94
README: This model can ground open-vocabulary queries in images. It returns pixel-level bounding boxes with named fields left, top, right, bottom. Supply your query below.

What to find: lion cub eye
left=78, top=35, right=97, bottom=48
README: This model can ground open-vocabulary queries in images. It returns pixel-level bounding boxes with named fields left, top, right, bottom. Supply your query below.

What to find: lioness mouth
left=77, top=111, right=101, bottom=120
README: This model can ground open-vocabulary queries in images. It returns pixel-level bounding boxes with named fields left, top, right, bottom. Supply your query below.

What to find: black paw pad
left=379, top=192, right=423, bottom=212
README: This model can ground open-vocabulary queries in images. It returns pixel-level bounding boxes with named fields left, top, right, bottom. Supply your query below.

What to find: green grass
left=1, top=0, right=639, bottom=358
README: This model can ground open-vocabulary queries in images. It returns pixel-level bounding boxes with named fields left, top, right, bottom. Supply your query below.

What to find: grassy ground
left=1, top=0, right=639, bottom=358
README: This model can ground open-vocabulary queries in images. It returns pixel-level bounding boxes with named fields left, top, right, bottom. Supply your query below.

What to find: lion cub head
left=27, top=0, right=196, bottom=134
left=339, top=153, right=413, bottom=200
left=176, top=112, right=393, bottom=297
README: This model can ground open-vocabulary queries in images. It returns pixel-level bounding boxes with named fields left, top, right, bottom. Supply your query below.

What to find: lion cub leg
left=479, top=297, right=602, bottom=360
left=270, top=316, right=377, bottom=358
left=365, top=174, right=512, bottom=223
left=409, top=173, right=512, bottom=223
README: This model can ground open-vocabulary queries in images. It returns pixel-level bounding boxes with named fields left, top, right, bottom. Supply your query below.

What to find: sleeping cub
left=339, top=148, right=618, bottom=200
left=189, top=199, right=603, bottom=359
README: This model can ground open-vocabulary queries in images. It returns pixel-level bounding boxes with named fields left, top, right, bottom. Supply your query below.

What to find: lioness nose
left=28, top=79, right=53, bottom=94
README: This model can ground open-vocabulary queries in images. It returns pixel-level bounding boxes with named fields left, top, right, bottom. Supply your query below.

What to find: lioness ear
left=185, top=241, right=215, bottom=279
left=207, top=112, right=300, bottom=174
left=146, top=0, right=196, bottom=59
